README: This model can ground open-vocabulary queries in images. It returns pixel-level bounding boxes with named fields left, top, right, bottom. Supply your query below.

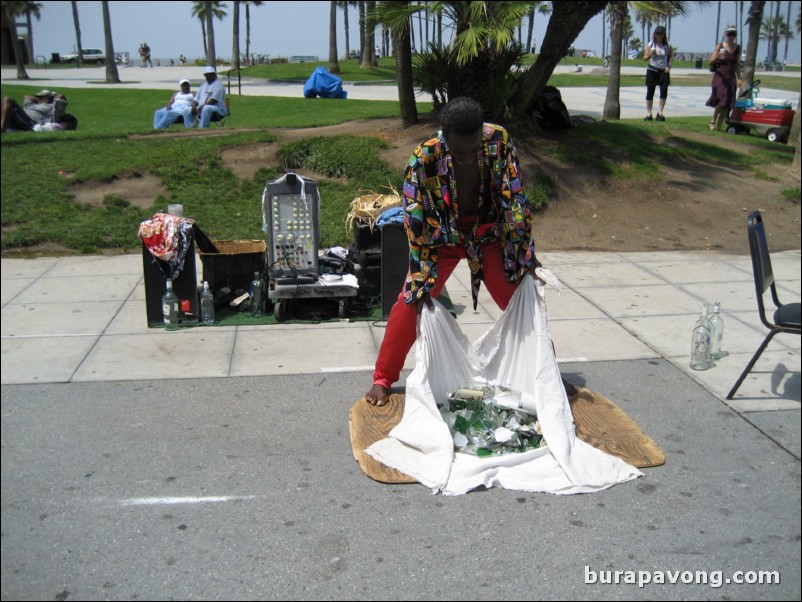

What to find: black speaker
left=142, top=231, right=199, bottom=328
left=380, top=223, right=408, bottom=320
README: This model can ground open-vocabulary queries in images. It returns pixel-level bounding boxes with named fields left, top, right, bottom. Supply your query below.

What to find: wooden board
left=570, top=387, right=665, bottom=468
left=348, top=394, right=417, bottom=484
left=349, top=387, right=665, bottom=484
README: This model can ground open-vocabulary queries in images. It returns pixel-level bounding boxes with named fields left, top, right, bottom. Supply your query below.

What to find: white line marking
left=118, top=496, right=255, bottom=506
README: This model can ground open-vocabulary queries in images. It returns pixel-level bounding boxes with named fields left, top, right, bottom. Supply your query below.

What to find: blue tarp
left=303, top=67, right=348, bottom=99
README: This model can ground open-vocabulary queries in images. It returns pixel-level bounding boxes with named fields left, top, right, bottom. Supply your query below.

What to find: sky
left=20, top=1, right=801, bottom=67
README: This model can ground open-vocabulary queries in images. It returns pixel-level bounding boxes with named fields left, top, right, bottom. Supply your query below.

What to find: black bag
left=529, top=86, right=572, bottom=130
left=709, top=61, right=718, bottom=73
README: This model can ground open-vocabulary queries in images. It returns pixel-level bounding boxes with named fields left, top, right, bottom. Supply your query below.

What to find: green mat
left=150, top=287, right=456, bottom=329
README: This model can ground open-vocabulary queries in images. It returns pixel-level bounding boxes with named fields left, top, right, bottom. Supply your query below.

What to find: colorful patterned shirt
left=401, top=123, right=536, bottom=309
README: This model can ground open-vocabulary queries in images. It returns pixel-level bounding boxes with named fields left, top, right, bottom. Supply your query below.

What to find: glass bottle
left=708, top=301, right=724, bottom=360
left=689, top=304, right=711, bottom=370
left=162, top=279, right=179, bottom=331
left=200, top=281, right=215, bottom=325
left=250, top=271, right=265, bottom=317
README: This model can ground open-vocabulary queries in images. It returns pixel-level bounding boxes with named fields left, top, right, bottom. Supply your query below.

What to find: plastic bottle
left=689, top=304, right=711, bottom=370
left=250, top=271, right=265, bottom=317
left=708, top=301, right=724, bottom=360
left=162, top=280, right=179, bottom=331
left=200, top=281, right=215, bottom=325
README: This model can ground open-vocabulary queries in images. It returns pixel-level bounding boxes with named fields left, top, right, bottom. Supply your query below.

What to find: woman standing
left=706, top=26, right=742, bottom=131
left=643, top=26, right=673, bottom=121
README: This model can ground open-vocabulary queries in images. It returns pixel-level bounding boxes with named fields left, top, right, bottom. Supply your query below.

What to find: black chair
left=211, top=97, right=230, bottom=127
left=726, top=211, right=801, bottom=399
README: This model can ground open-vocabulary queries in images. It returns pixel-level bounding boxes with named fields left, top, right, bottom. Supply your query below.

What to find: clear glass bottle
left=250, top=271, right=265, bottom=318
left=162, top=280, right=179, bottom=331
left=689, top=304, right=711, bottom=370
left=200, top=281, right=215, bottom=325
left=708, top=301, right=724, bottom=360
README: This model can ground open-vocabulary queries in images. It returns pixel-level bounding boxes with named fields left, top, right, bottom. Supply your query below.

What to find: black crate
left=199, top=240, right=267, bottom=294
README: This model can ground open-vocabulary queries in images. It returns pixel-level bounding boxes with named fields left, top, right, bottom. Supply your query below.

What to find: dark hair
left=440, top=97, right=484, bottom=137
left=59, top=113, right=78, bottom=130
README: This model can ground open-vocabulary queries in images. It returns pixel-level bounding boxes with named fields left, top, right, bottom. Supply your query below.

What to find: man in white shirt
left=181, top=66, right=227, bottom=128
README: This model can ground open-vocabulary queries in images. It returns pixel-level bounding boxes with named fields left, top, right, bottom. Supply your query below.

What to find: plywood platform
left=349, top=387, right=664, bottom=484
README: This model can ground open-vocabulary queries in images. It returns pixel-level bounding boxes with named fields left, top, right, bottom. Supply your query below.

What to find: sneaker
left=656, top=114, right=666, bottom=121
left=644, top=115, right=653, bottom=121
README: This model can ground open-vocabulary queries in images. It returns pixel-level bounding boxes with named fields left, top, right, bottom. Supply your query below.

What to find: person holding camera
left=643, top=25, right=673, bottom=121
left=705, top=26, right=742, bottom=131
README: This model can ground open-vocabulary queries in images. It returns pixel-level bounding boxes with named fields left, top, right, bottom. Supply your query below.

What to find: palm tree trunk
left=393, top=7, right=416, bottom=127
left=526, top=7, right=535, bottom=53
left=71, top=0, right=83, bottom=68
left=101, top=1, right=120, bottom=83
left=361, top=0, right=374, bottom=68
left=328, top=0, right=341, bottom=73
left=603, top=1, right=626, bottom=120
left=741, top=0, right=765, bottom=91
left=3, top=4, right=30, bottom=79
left=205, top=1, right=217, bottom=66
left=25, top=10, right=34, bottom=62
left=342, top=2, right=350, bottom=59
left=513, top=1, right=607, bottom=118
left=245, top=3, right=251, bottom=64
left=232, top=0, right=240, bottom=70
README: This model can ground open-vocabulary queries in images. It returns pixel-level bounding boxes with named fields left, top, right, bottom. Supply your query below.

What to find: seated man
left=153, top=79, right=194, bottom=129
left=1, top=89, right=68, bottom=132
left=180, top=66, right=227, bottom=128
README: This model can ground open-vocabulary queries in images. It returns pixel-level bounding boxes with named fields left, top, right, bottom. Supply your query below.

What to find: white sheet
left=366, top=273, right=643, bottom=495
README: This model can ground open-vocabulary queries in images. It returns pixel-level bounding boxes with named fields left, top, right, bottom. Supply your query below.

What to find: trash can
left=51, top=52, right=60, bottom=64
left=695, top=58, right=703, bottom=69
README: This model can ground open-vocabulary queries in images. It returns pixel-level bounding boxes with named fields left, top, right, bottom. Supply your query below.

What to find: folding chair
left=211, top=97, right=230, bottom=127
left=726, top=210, right=801, bottom=399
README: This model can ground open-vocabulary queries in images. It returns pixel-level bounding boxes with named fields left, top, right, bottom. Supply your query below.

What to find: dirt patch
left=67, top=170, right=168, bottom=210
left=66, top=117, right=802, bottom=255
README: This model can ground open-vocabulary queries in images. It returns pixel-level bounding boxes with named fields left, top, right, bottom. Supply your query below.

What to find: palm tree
left=328, top=0, right=341, bottom=73
left=243, top=1, right=263, bottom=66
left=2, top=1, right=30, bottom=79
left=70, top=0, right=82, bottom=67
left=741, top=1, right=765, bottom=93
left=361, top=1, right=376, bottom=69
left=337, top=1, right=354, bottom=59
left=231, top=0, right=240, bottom=70
left=191, top=1, right=227, bottom=62
left=602, top=1, right=695, bottom=121
left=204, top=1, right=218, bottom=66
left=101, top=1, right=120, bottom=83
left=516, top=1, right=608, bottom=118
left=602, top=1, right=628, bottom=120
left=22, top=1, right=42, bottom=63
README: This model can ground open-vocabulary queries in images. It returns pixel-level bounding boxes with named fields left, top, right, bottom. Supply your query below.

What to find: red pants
left=373, top=238, right=518, bottom=389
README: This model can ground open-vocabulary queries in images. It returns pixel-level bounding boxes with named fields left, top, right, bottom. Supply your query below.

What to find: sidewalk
left=4, top=64, right=800, bottom=119
left=2, top=249, right=799, bottom=454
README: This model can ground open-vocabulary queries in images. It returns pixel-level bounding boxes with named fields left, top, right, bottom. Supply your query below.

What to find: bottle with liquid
left=162, top=279, right=179, bottom=331
left=708, top=301, right=724, bottom=360
left=250, top=271, right=265, bottom=318
left=689, top=304, right=711, bottom=370
left=200, top=281, right=215, bottom=325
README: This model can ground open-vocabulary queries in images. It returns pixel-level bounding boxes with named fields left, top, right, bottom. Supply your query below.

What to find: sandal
left=708, top=120, right=716, bottom=131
